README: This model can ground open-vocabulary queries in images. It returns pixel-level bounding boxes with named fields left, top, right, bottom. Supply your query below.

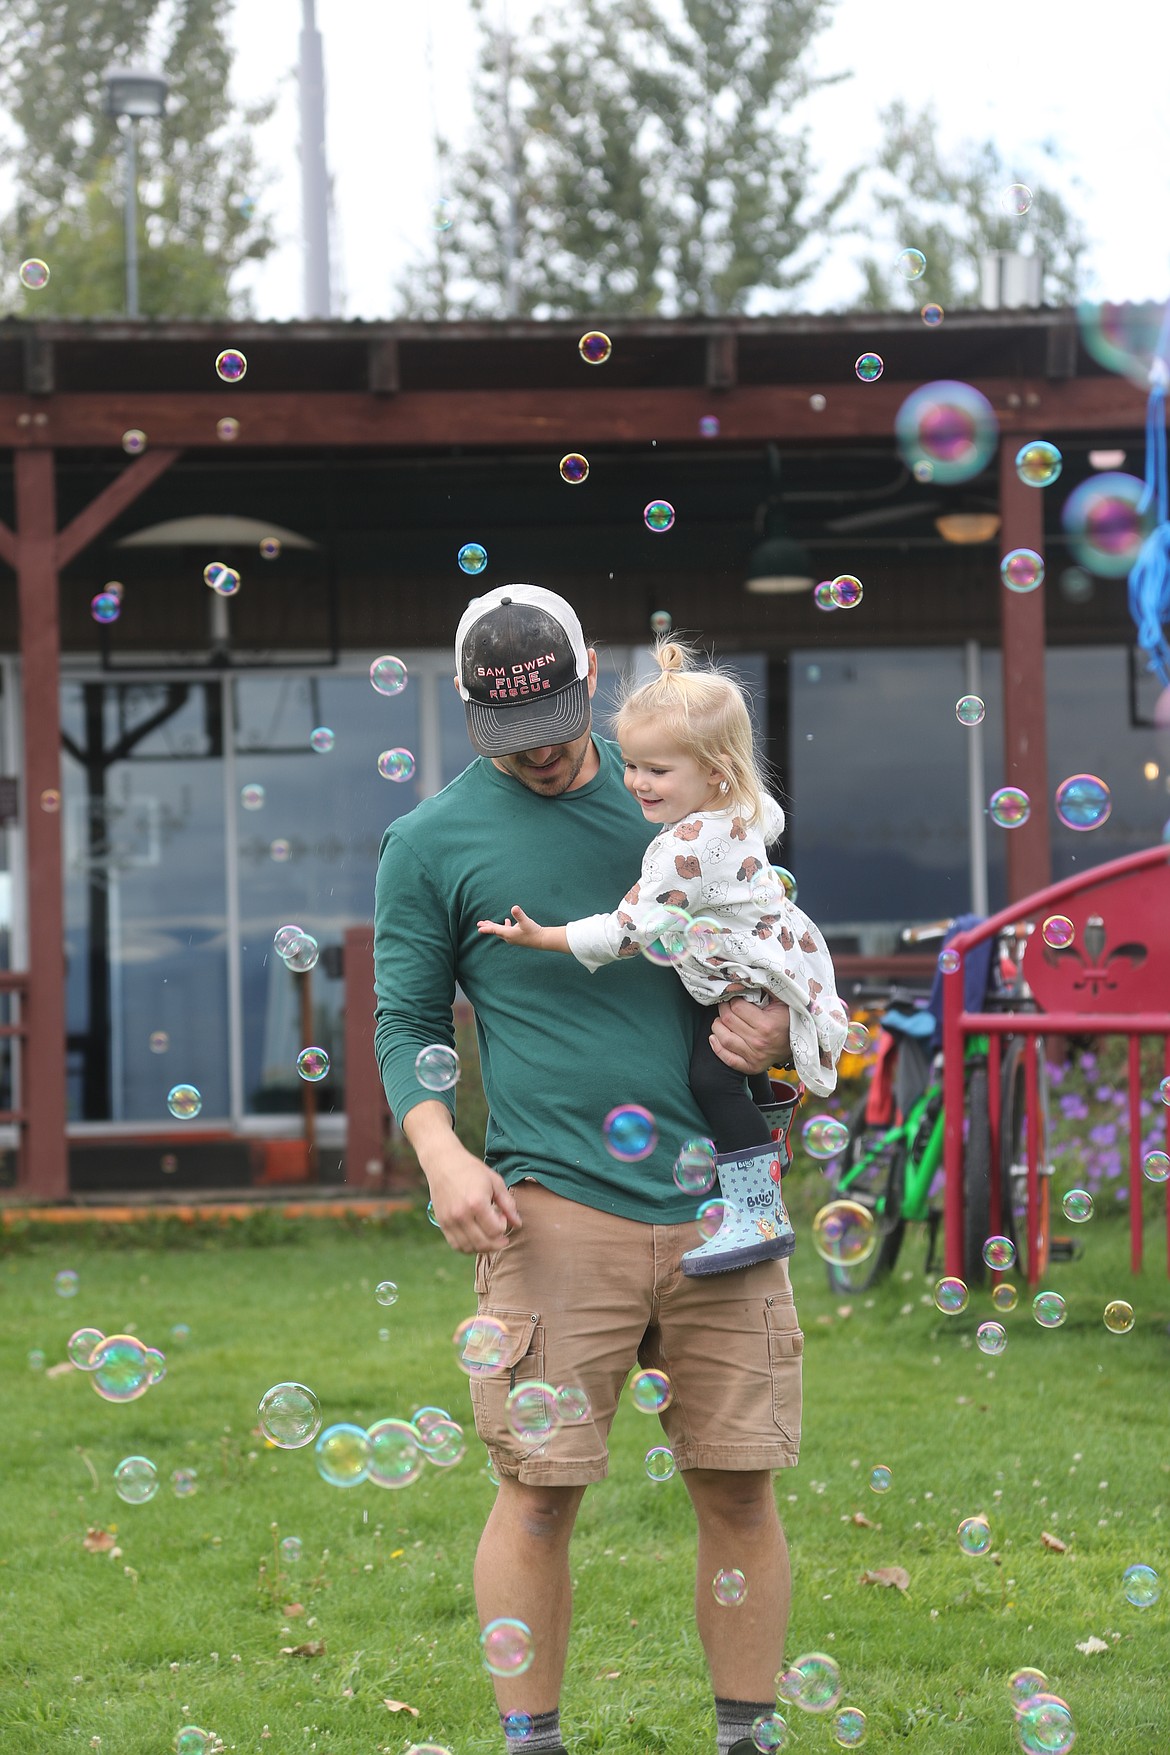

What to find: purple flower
left=1081, top=1053, right=1098, bottom=1074
left=1095, top=1085, right=1116, bottom=1102
left=1089, top=1124, right=1118, bottom=1149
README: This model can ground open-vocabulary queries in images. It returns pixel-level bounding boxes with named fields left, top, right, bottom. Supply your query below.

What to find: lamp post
left=103, top=66, right=169, bottom=318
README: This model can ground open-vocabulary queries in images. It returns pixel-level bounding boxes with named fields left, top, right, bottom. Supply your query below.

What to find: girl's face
left=620, top=722, right=724, bottom=825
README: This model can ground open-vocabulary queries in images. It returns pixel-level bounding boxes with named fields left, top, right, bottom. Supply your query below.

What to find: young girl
left=477, top=639, right=848, bottom=1276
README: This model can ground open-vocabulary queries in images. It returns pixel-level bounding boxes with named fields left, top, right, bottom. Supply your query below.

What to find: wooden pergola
left=0, top=310, right=1151, bottom=1199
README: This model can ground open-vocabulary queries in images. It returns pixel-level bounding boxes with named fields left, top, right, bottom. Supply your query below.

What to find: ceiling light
left=935, top=511, right=1002, bottom=545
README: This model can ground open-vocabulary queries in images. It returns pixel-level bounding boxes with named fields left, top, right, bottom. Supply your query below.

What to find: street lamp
left=103, top=65, right=169, bottom=318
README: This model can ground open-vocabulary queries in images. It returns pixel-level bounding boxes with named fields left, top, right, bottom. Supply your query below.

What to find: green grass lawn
left=2, top=1194, right=1168, bottom=1755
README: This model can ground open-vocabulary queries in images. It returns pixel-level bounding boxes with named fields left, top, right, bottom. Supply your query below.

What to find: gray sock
left=715, top=1695, right=776, bottom=1755
left=501, top=1706, right=565, bottom=1754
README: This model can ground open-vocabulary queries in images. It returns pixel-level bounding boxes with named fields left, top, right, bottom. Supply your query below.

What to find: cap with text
left=455, top=584, right=591, bottom=756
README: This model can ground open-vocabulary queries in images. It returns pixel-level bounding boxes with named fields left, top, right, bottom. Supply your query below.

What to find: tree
left=854, top=101, right=1088, bottom=312
left=399, top=0, right=854, bottom=319
left=0, top=0, right=275, bottom=318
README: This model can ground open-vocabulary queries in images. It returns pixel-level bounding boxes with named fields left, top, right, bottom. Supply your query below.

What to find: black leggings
left=690, top=1010, right=775, bottom=1152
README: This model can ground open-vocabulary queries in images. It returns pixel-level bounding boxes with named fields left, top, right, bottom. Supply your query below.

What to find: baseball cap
left=455, top=584, right=591, bottom=757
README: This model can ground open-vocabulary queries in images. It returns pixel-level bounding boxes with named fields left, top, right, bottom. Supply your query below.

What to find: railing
left=343, top=925, right=395, bottom=1186
left=942, top=846, right=1170, bottom=1284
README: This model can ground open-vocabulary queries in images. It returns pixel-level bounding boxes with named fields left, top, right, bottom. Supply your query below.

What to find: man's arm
left=402, top=1099, right=521, bottom=1255
left=710, top=995, right=793, bottom=1075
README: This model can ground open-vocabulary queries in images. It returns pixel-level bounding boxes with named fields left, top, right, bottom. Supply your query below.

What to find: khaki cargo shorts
left=469, top=1180, right=804, bottom=1484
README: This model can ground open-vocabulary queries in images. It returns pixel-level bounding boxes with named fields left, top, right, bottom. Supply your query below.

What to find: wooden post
left=343, top=925, right=390, bottom=1186
left=15, top=449, right=68, bottom=1199
left=998, top=440, right=1052, bottom=900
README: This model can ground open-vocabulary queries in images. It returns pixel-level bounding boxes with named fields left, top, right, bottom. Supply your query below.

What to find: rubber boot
left=757, top=1078, right=801, bottom=1175
left=681, top=1137, right=795, bottom=1277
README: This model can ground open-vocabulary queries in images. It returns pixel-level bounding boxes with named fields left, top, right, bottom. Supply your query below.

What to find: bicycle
left=824, top=920, right=1055, bottom=1294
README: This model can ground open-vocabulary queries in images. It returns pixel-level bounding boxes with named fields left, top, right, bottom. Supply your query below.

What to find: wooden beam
left=0, top=376, right=1148, bottom=452
left=0, top=519, right=15, bottom=569
left=998, top=439, right=1052, bottom=901
left=56, top=447, right=182, bottom=568
left=14, top=450, right=68, bottom=1199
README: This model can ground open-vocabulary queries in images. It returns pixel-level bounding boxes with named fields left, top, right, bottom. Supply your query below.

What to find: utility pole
left=300, top=0, right=332, bottom=317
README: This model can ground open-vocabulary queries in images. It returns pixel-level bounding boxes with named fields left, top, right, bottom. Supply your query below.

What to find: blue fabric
left=1128, top=303, right=1170, bottom=687
left=883, top=1006, right=936, bottom=1041
left=927, top=913, right=994, bottom=1055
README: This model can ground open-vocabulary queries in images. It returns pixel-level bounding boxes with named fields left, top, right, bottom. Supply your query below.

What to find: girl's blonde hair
left=613, top=638, right=768, bottom=823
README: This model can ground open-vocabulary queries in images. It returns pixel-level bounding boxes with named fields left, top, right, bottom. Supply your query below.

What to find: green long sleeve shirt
left=373, top=738, right=714, bottom=1222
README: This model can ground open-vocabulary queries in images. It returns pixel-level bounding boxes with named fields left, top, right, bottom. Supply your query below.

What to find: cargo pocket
left=764, top=1297, right=804, bottom=1447
left=468, top=1308, right=546, bottom=1460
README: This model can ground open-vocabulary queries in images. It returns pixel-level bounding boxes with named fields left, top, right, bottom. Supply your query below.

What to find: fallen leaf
left=382, top=1701, right=419, bottom=1718
left=1076, top=1635, right=1108, bottom=1655
left=1041, top=1531, right=1068, bottom=1553
left=815, top=1313, right=834, bottom=1326
left=597, top=1670, right=621, bottom=1680
left=280, top=1640, right=325, bottom=1657
left=282, top=1603, right=304, bottom=1617
left=83, top=1528, right=117, bottom=1553
left=836, top=1305, right=853, bottom=1319
left=46, top=1360, right=74, bottom=1378
left=850, top=1512, right=881, bottom=1529
left=860, top=1566, right=910, bottom=1591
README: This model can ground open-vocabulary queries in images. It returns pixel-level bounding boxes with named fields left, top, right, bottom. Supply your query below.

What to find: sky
left=224, top=0, right=1170, bottom=324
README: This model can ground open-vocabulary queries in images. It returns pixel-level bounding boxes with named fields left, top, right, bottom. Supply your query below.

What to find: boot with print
left=680, top=1135, right=795, bottom=1277
left=756, top=1077, right=801, bottom=1173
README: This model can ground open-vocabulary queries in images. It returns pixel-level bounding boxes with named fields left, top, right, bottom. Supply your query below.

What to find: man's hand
left=403, top=1100, right=522, bottom=1255
left=710, top=996, right=792, bottom=1075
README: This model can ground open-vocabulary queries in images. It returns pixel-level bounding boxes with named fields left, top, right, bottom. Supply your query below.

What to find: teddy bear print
left=622, top=881, right=640, bottom=906
left=729, top=817, right=748, bottom=841
left=674, top=820, right=703, bottom=842
left=674, top=854, right=702, bottom=881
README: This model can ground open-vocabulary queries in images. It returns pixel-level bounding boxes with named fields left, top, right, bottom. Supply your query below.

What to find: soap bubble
left=432, top=197, right=454, bottom=231
left=415, top=1043, right=460, bottom=1090
left=457, top=543, right=488, bottom=575
left=1054, top=773, right=1111, bottom=830
left=802, top=1115, right=849, bottom=1160
left=809, top=393, right=827, bottom=412
left=644, top=500, right=676, bottom=532
left=1001, top=548, right=1045, bottom=593
left=1103, top=1299, right=1135, bottom=1334
left=214, top=348, right=247, bottom=382
left=283, top=932, right=319, bottom=972
left=830, top=574, right=863, bottom=608
left=712, top=1567, right=748, bottom=1605
left=752, top=1712, right=791, bottom=1750
left=259, top=535, right=281, bottom=559
left=370, top=654, right=408, bottom=695
left=811, top=1201, right=876, bottom=1267
left=983, top=1235, right=1015, bottom=1270
left=503, top=1713, right=534, bottom=1741
left=844, top=1022, right=870, bottom=1053
left=554, top=1383, right=592, bottom=1424
left=114, top=1455, right=159, bottom=1504
left=1000, top=183, right=1033, bottom=215
left=673, top=1137, right=717, bottom=1194
left=814, top=581, right=838, bottom=611
left=992, top=1282, right=1018, bottom=1313
left=453, top=1315, right=510, bottom=1378
left=378, top=747, right=416, bottom=782
left=1032, top=1290, right=1066, bottom=1328
left=895, top=380, right=998, bottom=484
left=695, top=1198, right=729, bottom=1242
left=367, top=1417, right=424, bottom=1488
left=1143, top=1150, right=1170, bottom=1182
left=308, top=726, right=335, bottom=753
left=913, top=458, right=935, bottom=481
left=171, top=1323, right=190, bottom=1344
left=295, top=1046, right=329, bottom=1082
left=990, top=787, right=1031, bottom=828
left=1015, top=441, right=1062, bottom=487
left=976, top=1320, right=1007, bottom=1356
left=375, top=1280, right=399, bottom=1307
left=699, top=415, right=721, bottom=438
left=149, top=1030, right=170, bottom=1053
left=603, top=1104, right=657, bottom=1161
left=216, top=417, right=240, bottom=442
left=956, top=695, right=985, bottom=725
left=504, top=1382, right=561, bottom=1445
left=54, top=1268, right=79, bottom=1298
left=896, top=248, right=927, bottom=280
left=1062, top=472, right=1149, bottom=575
left=280, top=1535, right=303, bottom=1564
left=1123, top=1562, right=1159, bottom=1607
left=121, top=428, right=148, bottom=455
left=1042, top=916, right=1075, bottom=949
left=28, top=1348, right=45, bottom=1371
left=68, top=1326, right=105, bottom=1369
left=167, top=1084, right=202, bottom=1119
left=19, top=257, right=50, bottom=290
left=832, top=1709, right=867, bottom=1748
left=1062, top=1188, right=1093, bottom=1223
left=645, top=1445, right=677, bottom=1481
left=315, top=1422, right=373, bottom=1487
left=240, top=783, right=265, bottom=810
left=578, top=331, right=611, bottom=364
left=773, top=867, right=798, bottom=901
left=650, top=609, right=673, bottom=633
left=855, top=353, right=883, bottom=382
left=40, top=788, right=60, bottom=812
left=641, top=903, right=692, bottom=966
left=869, top=1464, right=892, bottom=1493
left=257, top=1381, right=322, bottom=1448
left=778, top=1652, right=842, bottom=1713
left=958, top=1515, right=992, bottom=1555
left=1078, top=298, right=1167, bottom=387
left=1161, top=1077, right=1170, bottom=1106
left=203, top=561, right=240, bottom=596
left=175, top=1730, right=214, bottom=1755
left=144, top=1347, right=167, bottom=1385
left=481, top=1616, right=535, bottom=1676
left=91, top=591, right=121, bottom=623
left=630, top=1368, right=672, bottom=1413
left=921, top=303, right=944, bottom=327
left=559, top=452, right=589, bottom=483
left=936, top=948, right=962, bottom=977
left=1016, top=1694, right=1075, bottom=1754
left=933, top=1276, right=969, bottom=1314
left=1008, top=1669, right=1049, bottom=1707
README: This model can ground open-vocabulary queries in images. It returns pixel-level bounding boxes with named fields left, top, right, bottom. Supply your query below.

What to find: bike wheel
left=826, top=1129, right=907, bottom=1293
left=963, top=1062, right=992, bottom=1287
left=1000, top=1037, right=1051, bottom=1281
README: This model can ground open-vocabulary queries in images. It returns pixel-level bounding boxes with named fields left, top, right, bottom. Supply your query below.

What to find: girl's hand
left=477, top=904, right=547, bottom=947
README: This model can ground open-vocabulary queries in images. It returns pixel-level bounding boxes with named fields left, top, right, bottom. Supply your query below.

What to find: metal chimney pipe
left=299, top=0, right=332, bottom=317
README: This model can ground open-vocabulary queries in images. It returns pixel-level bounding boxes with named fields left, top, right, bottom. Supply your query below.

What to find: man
left=374, top=585, right=803, bottom=1755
